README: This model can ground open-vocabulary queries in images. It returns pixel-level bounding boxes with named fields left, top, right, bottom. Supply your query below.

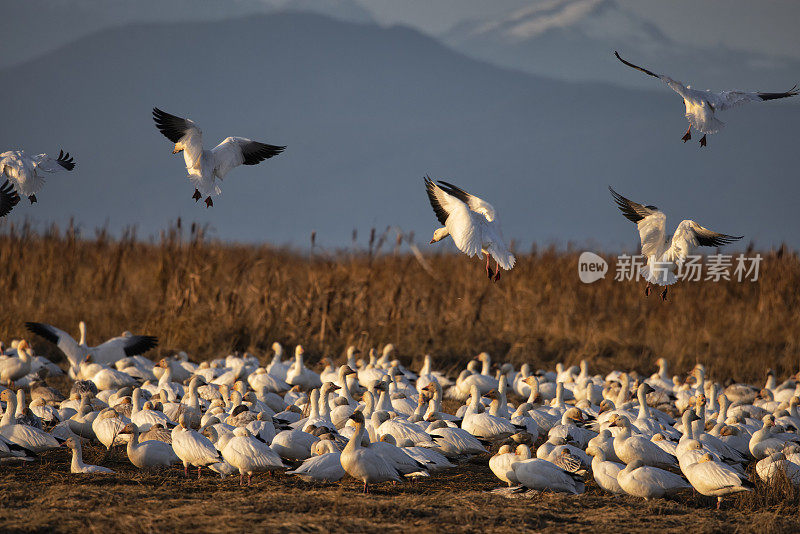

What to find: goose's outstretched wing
left=708, top=85, right=799, bottom=111
left=95, top=334, right=159, bottom=357
left=54, top=150, right=75, bottom=171
left=25, top=322, right=83, bottom=368
left=614, top=51, right=691, bottom=100
left=210, top=137, right=285, bottom=179
left=153, top=108, right=199, bottom=144
left=669, top=220, right=742, bottom=262
left=33, top=150, right=76, bottom=173
left=609, top=187, right=666, bottom=260
left=614, top=51, right=660, bottom=79
left=436, top=180, right=497, bottom=222
left=0, top=180, right=20, bottom=217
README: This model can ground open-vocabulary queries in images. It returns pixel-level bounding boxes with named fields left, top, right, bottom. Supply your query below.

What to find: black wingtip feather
left=55, top=149, right=75, bottom=171
left=25, top=322, right=60, bottom=344
left=424, top=176, right=449, bottom=226
left=123, top=335, right=159, bottom=356
left=0, top=180, right=20, bottom=217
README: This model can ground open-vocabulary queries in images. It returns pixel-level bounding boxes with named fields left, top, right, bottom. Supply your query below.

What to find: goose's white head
left=429, top=227, right=449, bottom=244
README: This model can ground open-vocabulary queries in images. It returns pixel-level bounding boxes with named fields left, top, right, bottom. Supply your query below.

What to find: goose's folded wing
left=0, top=180, right=20, bottom=217
left=436, top=180, right=497, bottom=222
left=211, top=137, right=285, bottom=179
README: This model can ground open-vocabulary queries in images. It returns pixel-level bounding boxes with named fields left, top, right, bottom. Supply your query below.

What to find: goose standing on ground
left=614, top=51, right=798, bottom=147
left=152, top=107, right=286, bottom=207
left=682, top=452, right=752, bottom=508
left=424, top=177, right=515, bottom=281
left=61, top=437, right=114, bottom=474
left=0, top=149, right=75, bottom=204
left=609, top=187, right=742, bottom=300
left=172, top=414, right=222, bottom=478
left=25, top=321, right=158, bottom=376
left=221, top=427, right=284, bottom=485
left=340, top=411, right=401, bottom=493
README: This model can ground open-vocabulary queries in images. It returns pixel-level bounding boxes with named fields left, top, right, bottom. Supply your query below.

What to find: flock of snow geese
left=1, top=52, right=796, bottom=287
left=1, top=321, right=800, bottom=506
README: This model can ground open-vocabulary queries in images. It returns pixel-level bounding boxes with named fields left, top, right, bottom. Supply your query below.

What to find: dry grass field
left=1, top=221, right=800, bottom=532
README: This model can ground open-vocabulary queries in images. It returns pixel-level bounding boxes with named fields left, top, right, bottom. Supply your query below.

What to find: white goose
left=489, top=444, right=531, bottom=487
left=0, top=340, right=33, bottom=385
left=510, top=457, right=585, bottom=494
left=340, top=411, right=401, bottom=493
left=617, top=460, right=691, bottom=500
left=424, top=177, right=515, bottom=281
left=285, top=345, right=322, bottom=390
left=61, top=437, right=114, bottom=474
left=610, top=187, right=742, bottom=300
left=118, top=423, right=179, bottom=469
left=0, top=389, right=60, bottom=452
left=222, top=427, right=285, bottom=485
left=609, top=414, right=678, bottom=468
left=681, top=452, right=752, bottom=508
left=172, top=414, right=222, bottom=478
left=25, top=321, right=158, bottom=374
left=152, top=107, right=285, bottom=207
left=614, top=51, right=798, bottom=147
left=286, top=439, right=345, bottom=483
left=0, top=148, right=75, bottom=203
left=586, top=445, right=625, bottom=494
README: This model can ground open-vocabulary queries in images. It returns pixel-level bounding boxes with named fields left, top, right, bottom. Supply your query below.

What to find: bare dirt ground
left=1, top=445, right=799, bottom=534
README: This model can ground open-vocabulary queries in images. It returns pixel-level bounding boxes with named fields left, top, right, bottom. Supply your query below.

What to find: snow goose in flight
left=424, top=177, right=515, bottom=281
left=0, top=149, right=75, bottom=203
left=614, top=51, right=798, bottom=147
left=152, top=107, right=285, bottom=207
left=609, top=187, right=742, bottom=301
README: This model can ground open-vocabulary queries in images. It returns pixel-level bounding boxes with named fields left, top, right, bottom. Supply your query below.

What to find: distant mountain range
left=0, top=13, right=797, bottom=249
left=443, top=0, right=800, bottom=91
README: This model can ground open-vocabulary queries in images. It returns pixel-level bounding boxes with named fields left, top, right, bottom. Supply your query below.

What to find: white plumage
left=0, top=149, right=75, bottom=204
left=152, top=107, right=285, bottom=207
left=610, top=187, right=742, bottom=299
left=615, top=51, right=798, bottom=146
left=425, top=177, right=515, bottom=281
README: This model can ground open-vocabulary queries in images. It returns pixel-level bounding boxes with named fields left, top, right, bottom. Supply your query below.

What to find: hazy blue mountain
left=444, top=0, right=800, bottom=91
left=0, top=13, right=797, bottom=251
left=0, top=0, right=374, bottom=69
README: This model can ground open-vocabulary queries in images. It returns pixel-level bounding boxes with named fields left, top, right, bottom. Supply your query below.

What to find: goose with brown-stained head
left=340, top=411, right=401, bottom=493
